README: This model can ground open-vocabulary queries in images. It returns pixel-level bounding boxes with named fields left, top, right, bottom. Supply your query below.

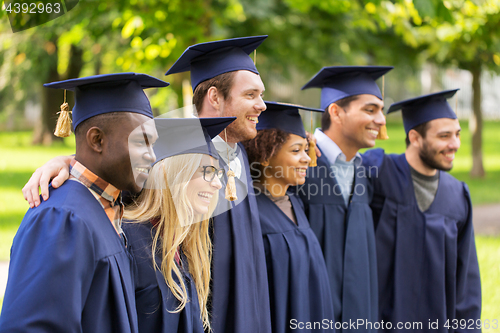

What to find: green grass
left=0, top=131, right=75, bottom=261
left=1, top=128, right=500, bottom=319
left=476, top=236, right=500, bottom=332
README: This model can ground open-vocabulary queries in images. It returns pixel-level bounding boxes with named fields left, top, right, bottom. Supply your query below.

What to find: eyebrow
left=363, top=102, right=383, bottom=109
left=289, top=142, right=306, bottom=147
left=243, top=88, right=264, bottom=94
left=437, top=129, right=461, bottom=135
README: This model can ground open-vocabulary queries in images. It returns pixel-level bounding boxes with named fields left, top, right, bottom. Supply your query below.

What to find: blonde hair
left=124, top=153, right=217, bottom=330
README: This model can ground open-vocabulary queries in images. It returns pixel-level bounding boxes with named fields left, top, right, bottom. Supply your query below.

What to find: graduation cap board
left=258, top=101, right=324, bottom=166
left=44, top=73, right=170, bottom=136
left=387, top=89, right=459, bottom=134
left=302, top=66, right=393, bottom=110
left=258, top=101, right=323, bottom=138
left=142, top=117, right=236, bottom=224
left=302, top=66, right=393, bottom=140
left=165, top=36, right=267, bottom=90
left=152, top=117, right=236, bottom=164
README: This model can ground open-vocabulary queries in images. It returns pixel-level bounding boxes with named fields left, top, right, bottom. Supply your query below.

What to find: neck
left=323, top=128, right=358, bottom=161
left=405, top=149, right=437, bottom=176
left=258, top=177, right=289, bottom=197
left=75, top=152, right=108, bottom=183
left=218, top=133, right=237, bottom=148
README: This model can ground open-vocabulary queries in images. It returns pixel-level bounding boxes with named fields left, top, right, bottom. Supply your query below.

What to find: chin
left=243, top=128, right=257, bottom=140
left=193, top=205, right=209, bottom=216
left=295, top=178, right=306, bottom=186
left=364, top=139, right=376, bottom=148
left=440, top=163, right=453, bottom=172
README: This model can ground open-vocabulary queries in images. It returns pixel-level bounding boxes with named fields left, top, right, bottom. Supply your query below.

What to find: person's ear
left=207, top=86, right=221, bottom=110
left=408, top=129, right=421, bottom=148
left=328, top=103, right=343, bottom=125
left=86, top=127, right=105, bottom=153
left=261, top=160, right=269, bottom=167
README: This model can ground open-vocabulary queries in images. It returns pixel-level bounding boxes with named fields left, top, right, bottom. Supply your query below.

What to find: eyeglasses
left=201, top=166, right=225, bottom=182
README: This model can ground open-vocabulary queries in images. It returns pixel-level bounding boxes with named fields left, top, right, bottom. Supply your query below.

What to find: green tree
left=375, top=0, right=500, bottom=178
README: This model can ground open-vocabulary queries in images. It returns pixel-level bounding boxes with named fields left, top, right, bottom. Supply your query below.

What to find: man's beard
left=419, top=141, right=453, bottom=172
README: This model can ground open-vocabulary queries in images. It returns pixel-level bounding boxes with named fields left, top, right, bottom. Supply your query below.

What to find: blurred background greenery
left=1, top=0, right=499, bottom=328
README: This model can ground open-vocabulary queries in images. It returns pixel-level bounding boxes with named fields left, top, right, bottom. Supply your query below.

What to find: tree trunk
left=65, top=44, right=84, bottom=108
left=32, top=43, right=84, bottom=145
left=469, top=66, right=485, bottom=178
left=32, top=49, right=60, bottom=145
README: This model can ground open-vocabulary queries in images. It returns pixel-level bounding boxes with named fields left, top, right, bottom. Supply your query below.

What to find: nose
left=145, top=146, right=156, bottom=164
left=450, top=134, right=461, bottom=150
left=374, top=110, right=386, bottom=126
left=302, top=150, right=311, bottom=164
left=211, top=174, right=223, bottom=190
left=255, top=96, right=266, bottom=113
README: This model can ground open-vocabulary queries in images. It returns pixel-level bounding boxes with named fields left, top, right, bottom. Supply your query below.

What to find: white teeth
left=198, top=192, right=213, bottom=200
left=247, top=116, right=259, bottom=123
left=368, top=129, right=379, bottom=136
left=444, top=153, right=455, bottom=159
left=136, top=168, right=149, bottom=174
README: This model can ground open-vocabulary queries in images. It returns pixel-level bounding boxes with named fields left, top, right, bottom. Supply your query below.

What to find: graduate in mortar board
left=0, top=73, right=169, bottom=333
left=164, top=36, right=273, bottom=333
left=298, top=66, right=393, bottom=332
left=122, top=117, right=235, bottom=333
left=362, top=90, right=481, bottom=332
left=20, top=36, right=272, bottom=333
left=242, top=101, right=335, bottom=333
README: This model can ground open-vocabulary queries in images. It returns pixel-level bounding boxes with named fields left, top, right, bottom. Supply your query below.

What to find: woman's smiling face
left=186, top=155, right=223, bottom=215
left=265, top=133, right=311, bottom=190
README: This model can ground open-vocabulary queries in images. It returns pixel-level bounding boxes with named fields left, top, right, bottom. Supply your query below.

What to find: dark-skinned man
left=0, top=73, right=167, bottom=333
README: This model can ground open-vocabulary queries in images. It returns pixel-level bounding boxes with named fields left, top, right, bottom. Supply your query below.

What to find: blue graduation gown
left=257, top=191, right=335, bottom=333
left=296, top=148, right=378, bottom=331
left=363, top=149, right=481, bottom=332
left=123, top=222, right=204, bottom=333
left=210, top=143, right=272, bottom=333
left=0, top=181, right=137, bottom=333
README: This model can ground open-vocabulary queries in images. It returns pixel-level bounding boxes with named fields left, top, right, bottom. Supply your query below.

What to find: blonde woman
left=123, top=117, right=235, bottom=333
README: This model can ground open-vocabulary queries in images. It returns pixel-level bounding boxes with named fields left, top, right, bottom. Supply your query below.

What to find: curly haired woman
left=242, top=102, right=335, bottom=333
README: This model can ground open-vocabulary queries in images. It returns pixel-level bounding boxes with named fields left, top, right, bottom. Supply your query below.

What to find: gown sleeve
left=0, top=207, right=95, bottom=333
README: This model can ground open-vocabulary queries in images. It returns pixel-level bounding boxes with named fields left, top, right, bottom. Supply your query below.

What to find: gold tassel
left=223, top=129, right=237, bottom=201
left=376, top=121, right=389, bottom=140
left=308, top=112, right=317, bottom=166
left=376, top=75, right=388, bottom=140
left=308, top=140, right=317, bottom=167
left=225, top=169, right=237, bottom=201
left=54, top=90, right=72, bottom=138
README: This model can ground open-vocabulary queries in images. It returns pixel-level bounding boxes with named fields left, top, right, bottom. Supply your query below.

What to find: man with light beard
left=362, top=89, right=481, bottom=333
left=165, top=36, right=272, bottom=333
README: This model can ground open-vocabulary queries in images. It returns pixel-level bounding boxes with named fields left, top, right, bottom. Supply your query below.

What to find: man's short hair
left=321, top=95, right=360, bottom=131
left=74, top=112, right=123, bottom=139
left=405, top=121, right=431, bottom=147
left=193, top=71, right=236, bottom=114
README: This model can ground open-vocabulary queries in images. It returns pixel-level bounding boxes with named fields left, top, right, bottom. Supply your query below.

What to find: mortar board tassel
left=54, top=90, right=72, bottom=138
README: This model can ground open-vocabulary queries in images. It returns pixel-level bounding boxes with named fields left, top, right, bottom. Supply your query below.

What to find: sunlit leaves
left=121, top=16, right=144, bottom=39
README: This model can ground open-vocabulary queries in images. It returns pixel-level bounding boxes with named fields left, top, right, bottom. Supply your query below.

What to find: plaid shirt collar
left=69, top=159, right=124, bottom=235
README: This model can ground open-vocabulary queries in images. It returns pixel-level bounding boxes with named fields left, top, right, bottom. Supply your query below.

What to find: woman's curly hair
left=242, top=128, right=290, bottom=179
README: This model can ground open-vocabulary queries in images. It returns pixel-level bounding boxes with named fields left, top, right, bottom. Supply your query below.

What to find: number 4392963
left=4, top=2, right=61, bottom=14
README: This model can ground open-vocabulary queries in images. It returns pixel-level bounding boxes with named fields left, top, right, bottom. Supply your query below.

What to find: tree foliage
left=1, top=0, right=499, bottom=176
